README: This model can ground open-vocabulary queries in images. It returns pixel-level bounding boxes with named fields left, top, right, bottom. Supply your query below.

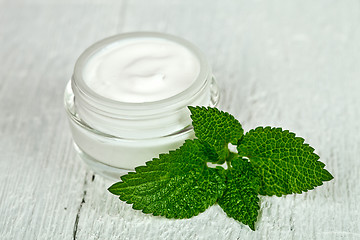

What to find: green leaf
left=218, top=158, right=260, bottom=231
left=237, top=127, right=334, bottom=196
left=108, top=139, right=226, bottom=218
left=188, top=106, right=244, bottom=160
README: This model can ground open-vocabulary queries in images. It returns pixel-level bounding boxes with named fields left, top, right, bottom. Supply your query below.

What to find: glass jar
left=64, top=32, right=219, bottom=180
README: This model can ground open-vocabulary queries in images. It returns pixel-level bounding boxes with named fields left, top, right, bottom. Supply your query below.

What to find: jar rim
left=72, top=32, right=212, bottom=111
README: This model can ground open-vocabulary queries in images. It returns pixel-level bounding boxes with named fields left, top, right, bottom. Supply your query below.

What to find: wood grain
left=1, top=0, right=359, bottom=239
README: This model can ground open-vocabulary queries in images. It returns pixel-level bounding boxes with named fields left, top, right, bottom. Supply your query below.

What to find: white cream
left=83, top=38, right=201, bottom=102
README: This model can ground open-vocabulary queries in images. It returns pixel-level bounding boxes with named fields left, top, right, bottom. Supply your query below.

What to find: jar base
left=73, top=142, right=132, bottom=180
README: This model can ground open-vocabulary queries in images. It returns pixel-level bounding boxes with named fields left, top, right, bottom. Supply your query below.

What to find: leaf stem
left=226, top=160, right=232, bottom=169
left=225, top=152, right=238, bottom=169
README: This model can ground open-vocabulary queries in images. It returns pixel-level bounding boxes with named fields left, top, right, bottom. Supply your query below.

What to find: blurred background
left=1, top=0, right=359, bottom=239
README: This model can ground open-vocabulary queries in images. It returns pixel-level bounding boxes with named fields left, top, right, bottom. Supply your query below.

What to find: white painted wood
left=1, top=0, right=359, bottom=239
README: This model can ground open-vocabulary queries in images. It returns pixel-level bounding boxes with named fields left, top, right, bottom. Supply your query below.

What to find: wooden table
left=1, top=0, right=359, bottom=239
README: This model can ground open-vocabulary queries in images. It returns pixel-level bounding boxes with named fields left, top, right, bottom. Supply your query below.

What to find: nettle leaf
left=237, top=127, right=333, bottom=196
left=189, top=106, right=243, bottom=160
left=108, top=139, right=226, bottom=218
left=218, top=158, right=260, bottom=231
left=108, top=107, right=334, bottom=231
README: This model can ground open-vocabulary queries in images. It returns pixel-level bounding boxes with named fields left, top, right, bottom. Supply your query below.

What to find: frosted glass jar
left=64, top=32, right=219, bottom=179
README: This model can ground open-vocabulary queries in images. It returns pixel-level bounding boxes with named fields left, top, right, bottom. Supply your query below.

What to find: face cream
left=83, top=38, right=200, bottom=103
left=64, top=32, right=219, bottom=179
